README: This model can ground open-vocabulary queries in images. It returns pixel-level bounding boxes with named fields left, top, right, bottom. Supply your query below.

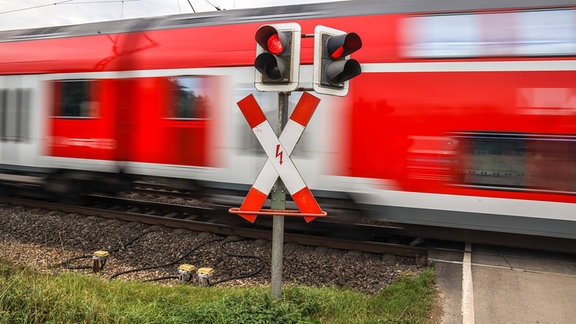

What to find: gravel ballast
left=0, top=203, right=426, bottom=292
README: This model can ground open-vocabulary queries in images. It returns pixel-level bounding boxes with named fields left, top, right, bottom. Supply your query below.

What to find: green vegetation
left=0, top=260, right=436, bottom=323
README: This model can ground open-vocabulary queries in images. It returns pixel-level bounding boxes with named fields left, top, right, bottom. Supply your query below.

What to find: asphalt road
left=430, top=241, right=576, bottom=324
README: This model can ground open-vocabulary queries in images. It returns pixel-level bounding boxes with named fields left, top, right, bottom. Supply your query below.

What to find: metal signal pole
left=271, top=92, right=289, bottom=299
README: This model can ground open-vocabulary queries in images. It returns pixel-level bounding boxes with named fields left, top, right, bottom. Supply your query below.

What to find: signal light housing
left=313, top=25, right=362, bottom=96
left=254, top=23, right=301, bottom=92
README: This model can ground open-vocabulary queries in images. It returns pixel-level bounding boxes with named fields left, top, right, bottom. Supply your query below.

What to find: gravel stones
left=0, top=203, right=425, bottom=292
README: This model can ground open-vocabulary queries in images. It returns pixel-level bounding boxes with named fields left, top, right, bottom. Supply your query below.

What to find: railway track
left=0, top=195, right=428, bottom=264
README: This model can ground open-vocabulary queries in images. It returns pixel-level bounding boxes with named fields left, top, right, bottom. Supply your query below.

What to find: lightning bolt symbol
left=275, top=144, right=283, bottom=165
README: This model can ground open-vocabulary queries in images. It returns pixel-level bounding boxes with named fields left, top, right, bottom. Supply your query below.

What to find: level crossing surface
left=430, top=242, right=576, bottom=323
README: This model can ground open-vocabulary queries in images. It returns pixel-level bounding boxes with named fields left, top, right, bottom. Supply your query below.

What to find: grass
left=0, top=259, right=437, bottom=323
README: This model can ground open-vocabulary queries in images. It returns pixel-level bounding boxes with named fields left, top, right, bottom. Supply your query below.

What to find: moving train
left=1, top=0, right=575, bottom=239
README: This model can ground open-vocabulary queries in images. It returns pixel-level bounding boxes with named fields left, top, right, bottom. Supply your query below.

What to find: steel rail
left=0, top=196, right=428, bottom=261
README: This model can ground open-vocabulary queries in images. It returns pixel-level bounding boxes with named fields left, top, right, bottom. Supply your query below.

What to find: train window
left=404, top=9, right=576, bottom=58
left=19, top=89, right=31, bottom=141
left=0, top=89, right=6, bottom=140
left=404, top=14, right=481, bottom=58
left=480, top=12, right=517, bottom=56
left=457, top=134, right=526, bottom=188
left=516, top=10, right=576, bottom=56
left=0, top=88, right=31, bottom=142
left=53, top=80, right=98, bottom=118
left=6, top=90, right=18, bottom=141
left=455, top=133, right=576, bottom=193
left=166, top=76, right=207, bottom=119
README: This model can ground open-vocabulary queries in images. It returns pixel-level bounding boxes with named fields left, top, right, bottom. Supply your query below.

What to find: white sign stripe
left=252, top=119, right=305, bottom=193
left=235, top=92, right=323, bottom=222
left=252, top=121, right=307, bottom=194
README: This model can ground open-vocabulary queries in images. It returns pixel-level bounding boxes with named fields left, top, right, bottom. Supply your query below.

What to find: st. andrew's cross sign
left=229, top=92, right=326, bottom=222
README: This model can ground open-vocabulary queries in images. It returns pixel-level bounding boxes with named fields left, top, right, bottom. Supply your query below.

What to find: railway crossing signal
left=254, top=23, right=301, bottom=92
left=230, top=92, right=326, bottom=223
left=242, top=23, right=363, bottom=220
left=313, top=25, right=362, bottom=96
left=243, top=22, right=361, bottom=300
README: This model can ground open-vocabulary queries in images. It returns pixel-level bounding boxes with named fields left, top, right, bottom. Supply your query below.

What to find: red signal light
left=327, top=32, right=361, bottom=59
left=330, top=46, right=344, bottom=59
left=313, top=26, right=362, bottom=96
left=254, top=23, right=301, bottom=92
left=267, top=34, right=283, bottom=54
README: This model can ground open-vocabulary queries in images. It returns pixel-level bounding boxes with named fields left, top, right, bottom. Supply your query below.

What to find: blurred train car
left=1, top=0, right=575, bottom=239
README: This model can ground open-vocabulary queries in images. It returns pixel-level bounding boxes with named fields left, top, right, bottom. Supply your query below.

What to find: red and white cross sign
left=234, top=92, right=325, bottom=223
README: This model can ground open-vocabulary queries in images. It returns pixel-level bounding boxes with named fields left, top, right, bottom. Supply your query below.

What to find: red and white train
left=1, top=0, right=576, bottom=239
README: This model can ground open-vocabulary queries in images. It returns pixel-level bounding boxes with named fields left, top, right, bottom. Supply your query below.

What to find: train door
left=0, top=75, right=35, bottom=168
left=46, top=78, right=117, bottom=163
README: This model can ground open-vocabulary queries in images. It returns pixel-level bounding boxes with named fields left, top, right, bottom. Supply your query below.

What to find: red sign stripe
left=292, top=186, right=323, bottom=222
left=237, top=94, right=267, bottom=129
left=290, top=92, right=321, bottom=127
left=239, top=187, right=269, bottom=223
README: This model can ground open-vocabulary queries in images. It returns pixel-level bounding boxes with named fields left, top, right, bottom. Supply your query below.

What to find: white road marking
left=462, top=242, right=475, bottom=324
